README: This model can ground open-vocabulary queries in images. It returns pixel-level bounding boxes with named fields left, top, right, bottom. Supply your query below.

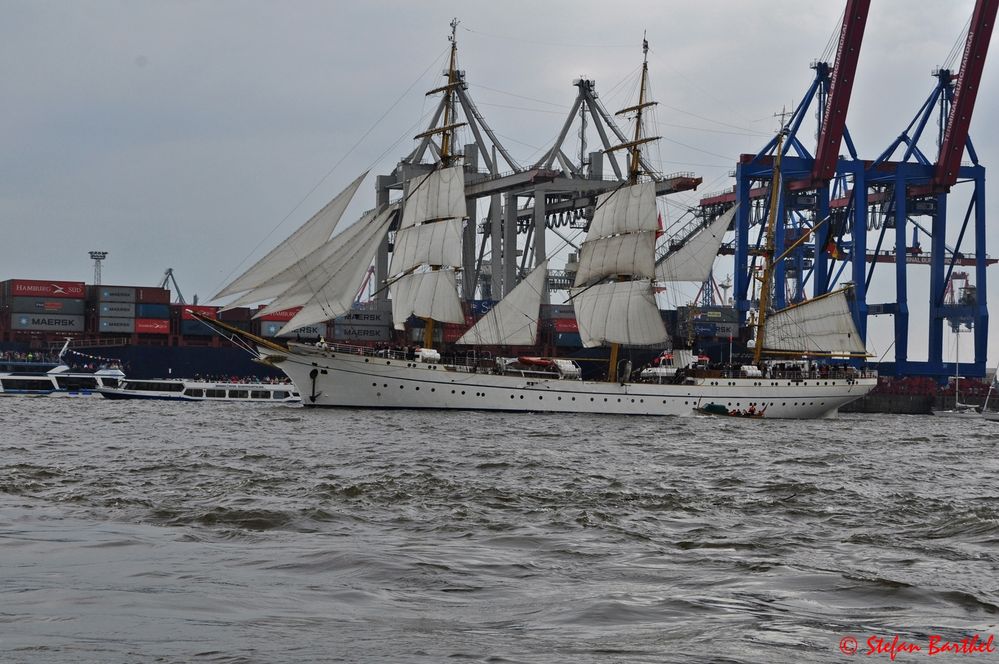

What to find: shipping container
left=99, top=302, right=136, bottom=317
left=9, top=297, right=85, bottom=315
left=4, top=279, right=86, bottom=299
left=135, top=303, right=170, bottom=319
left=94, top=286, right=136, bottom=302
left=470, top=300, right=497, bottom=317
left=541, top=303, right=576, bottom=319
left=176, top=305, right=218, bottom=320
left=10, top=312, right=85, bottom=332
left=98, top=317, right=135, bottom=333
left=255, top=306, right=303, bottom=322
left=134, top=318, right=170, bottom=334
left=334, top=309, right=391, bottom=326
left=219, top=307, right=252, bottom=322
left=552, top=318, right=578, bottom=333
left=554, top=332, right=582, bottom=347
left=134, top=287, right=171, bottom=304
left=180, top=319, right=213, bottom=336
left=259, top=321, right=323, bottom=338
left=335, top=324, right=392, bottom=342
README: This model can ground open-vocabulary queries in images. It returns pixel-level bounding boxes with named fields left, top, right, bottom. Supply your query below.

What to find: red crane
left=789, top=0, right=871, bottom=191
left=932, top=0, right=999, bottom=191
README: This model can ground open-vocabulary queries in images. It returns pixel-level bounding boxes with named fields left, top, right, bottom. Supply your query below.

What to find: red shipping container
left=5, top=279, right=86, bottom=299
left=175, top=304, right=219, bottom=320
left=552, top=318, right=579, bottom=333
left=255, top=306, right=303, bottom=321
left=135, top=318, right=170, bottom=334
left=219, top=307, right=253, bottom=322
left=135, top=287, right=171, bottom=304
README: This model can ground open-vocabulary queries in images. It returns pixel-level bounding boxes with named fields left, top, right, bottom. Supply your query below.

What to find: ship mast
left=752, top=127, right=787, bottom=365
left=606, top=35, right=657, bottom=382
left=423, top=18, right=461, bottom=348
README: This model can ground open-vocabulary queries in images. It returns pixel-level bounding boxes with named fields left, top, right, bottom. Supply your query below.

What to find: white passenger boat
left=97, top=378, right=300, bottom=403
left=0, top=341, right=125, bottom=396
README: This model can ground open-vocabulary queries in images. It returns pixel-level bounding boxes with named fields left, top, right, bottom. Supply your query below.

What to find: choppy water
left=2, top=399, right=998, bottom=663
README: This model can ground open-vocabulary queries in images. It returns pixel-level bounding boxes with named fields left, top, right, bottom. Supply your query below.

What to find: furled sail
left=570, top=279, right=668, bottom=348
left=390, top=270, right=465, bottom=329
left=262, top=207, right=396, bottom=333
left=761, top=288, right=868, bottom=356
left=213, top=171, right=368, bottom=300
left=227, top=208, right=381, bottom=311
left=573, top=182, right=658, bottom=288
left=655, top=206, right=735, bottom=283
left=455, top=261, right=548, bottom=346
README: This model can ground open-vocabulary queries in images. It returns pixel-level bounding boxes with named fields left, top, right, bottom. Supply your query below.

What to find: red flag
left=656, top=212, right=664, bottom=239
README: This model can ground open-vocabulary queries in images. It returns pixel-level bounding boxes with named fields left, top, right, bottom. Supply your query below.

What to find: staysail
left=389, top=165, right=467, bottom=329
left=213, top=171, right=368, bottom=300
left=265, top=207, right=397, bottom=334
left=761, top=288, right=868, bottom=356
left=656, top=206, right=735, bottom=283
left=225, top=208, right=380, bottom=310
left=455, top=261, right=548, bottom=346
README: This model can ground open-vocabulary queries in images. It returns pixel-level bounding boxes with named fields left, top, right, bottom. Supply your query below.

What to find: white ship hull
left=265, top=343, right=877, bottom=419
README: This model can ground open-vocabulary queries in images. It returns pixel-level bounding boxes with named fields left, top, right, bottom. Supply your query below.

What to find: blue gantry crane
left=699, top=0, right=998, bottom=381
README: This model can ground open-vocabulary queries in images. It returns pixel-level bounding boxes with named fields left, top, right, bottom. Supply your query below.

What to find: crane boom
left=811, top=0, right=871, bottom=185
left=933, top=0, right=999, bottom=189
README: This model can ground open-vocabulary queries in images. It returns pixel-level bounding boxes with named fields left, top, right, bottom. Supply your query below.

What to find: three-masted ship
left=206, top=29, right=877, bottom=419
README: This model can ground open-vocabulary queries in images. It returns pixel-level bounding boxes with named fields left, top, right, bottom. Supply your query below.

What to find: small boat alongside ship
left=97, top=378, right=300, bottom=403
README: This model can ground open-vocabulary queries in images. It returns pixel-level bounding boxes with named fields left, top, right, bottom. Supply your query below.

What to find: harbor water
left=2, top=399, right=998, bottom=663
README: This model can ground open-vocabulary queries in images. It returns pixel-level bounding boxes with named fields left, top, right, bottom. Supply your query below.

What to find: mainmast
left=416, top=18, right=465, bottom=348
left=604, top=35, right=658, bottom=382
left=753, top=128, right=787, bottom=365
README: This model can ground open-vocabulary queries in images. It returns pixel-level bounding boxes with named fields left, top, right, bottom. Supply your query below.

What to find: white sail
left=261, top=207, right=395, bottom=328
left=229, top=208, right=381, bottom=311
left=390, top=270, right=465, bottom=330
left=456, top=261, right=548, bottom=346
left=400, top=166, right=466, bottom=229
left=762, top=288, right=868, bottom=356
left=214, top=171, right=368, bottom=299
left=655, top=206, right=735, bottom=283
left=574, top=232, right=656, bottom=286
left=276, top=213, right=390, bottom=334
left=389, top=218, right=463, bottom=275
left=570, top=279, right=668, bottom=348
left=588, top=181, right=658, bottom=237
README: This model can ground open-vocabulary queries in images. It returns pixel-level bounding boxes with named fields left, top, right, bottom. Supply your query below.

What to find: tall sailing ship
left=206, top=28, right=877, bottom=419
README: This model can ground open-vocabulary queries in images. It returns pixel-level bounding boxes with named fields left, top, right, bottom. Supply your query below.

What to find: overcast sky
left=1, top=1, right=996, bottom=365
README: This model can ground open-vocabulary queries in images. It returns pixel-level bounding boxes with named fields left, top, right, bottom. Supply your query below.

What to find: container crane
left=160, top=268, right=186, bottom=305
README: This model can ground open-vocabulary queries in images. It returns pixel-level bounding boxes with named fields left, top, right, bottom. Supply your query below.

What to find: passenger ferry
left=0, top=342, right=125, bottom=396
left=97, top=378, right=301, bottom=403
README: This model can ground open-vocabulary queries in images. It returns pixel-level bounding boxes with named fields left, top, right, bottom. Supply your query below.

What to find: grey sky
left=1, top=1, right=995, bottom=364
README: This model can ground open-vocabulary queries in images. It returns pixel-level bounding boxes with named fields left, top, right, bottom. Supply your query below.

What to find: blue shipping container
left=554, top=332, right=582, bottom=347
left=180, top=320, right=212, bottom=336
left=136, top=303, right=170, bottom=319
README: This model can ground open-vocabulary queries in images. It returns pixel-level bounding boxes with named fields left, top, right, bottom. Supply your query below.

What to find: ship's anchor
left=309, top=368, right=321, bottom=403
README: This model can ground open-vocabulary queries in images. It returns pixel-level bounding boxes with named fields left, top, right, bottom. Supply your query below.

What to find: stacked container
left=94, top=285, right=136, bottom=334
left=175, top=304, right=219, bottom=337
left=330, top=301, right=393, bottom=342
left=2, top=279, right=86, bottom=334
left=134, top=287, right=171, bottom=335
